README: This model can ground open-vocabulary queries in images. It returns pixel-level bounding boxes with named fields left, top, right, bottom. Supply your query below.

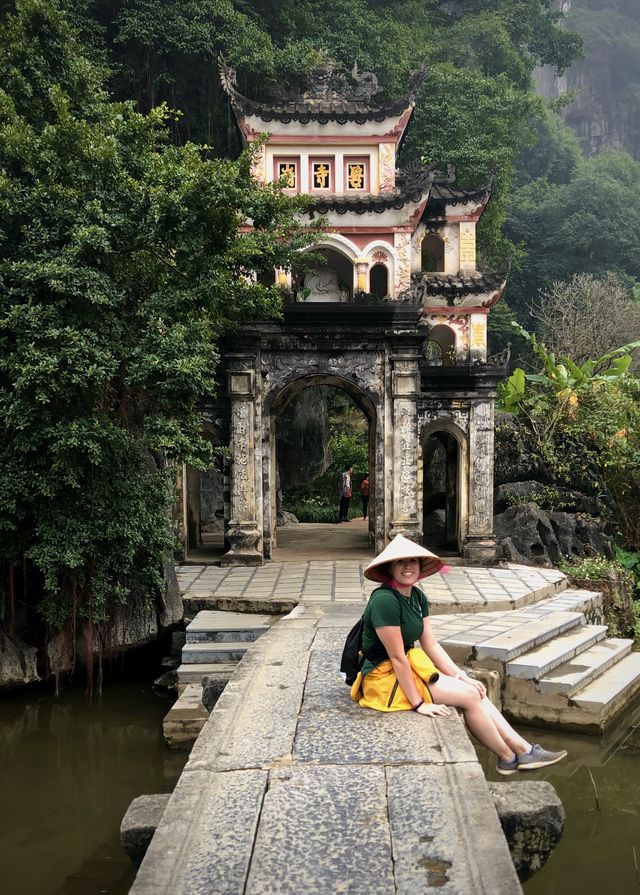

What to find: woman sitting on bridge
left=350, top=534, right=567, bottom=775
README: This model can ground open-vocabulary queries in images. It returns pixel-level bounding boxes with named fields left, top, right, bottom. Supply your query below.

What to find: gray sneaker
left=496, top=756, right=519, bottom=776
left=517, top=744, right=567, bottom=771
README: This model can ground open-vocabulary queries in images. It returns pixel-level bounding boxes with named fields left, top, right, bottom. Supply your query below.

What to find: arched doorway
left=267, top=375, right=377, bottom=558
left=421, top=233, right=445, bottom=272
left=300, top=247, right=354, bottom=301
left=422, top=428, right=464, bottom=553
left=370, top=263, right=389, bottom=299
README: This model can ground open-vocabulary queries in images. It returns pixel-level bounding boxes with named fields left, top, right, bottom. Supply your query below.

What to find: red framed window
left=344, top=157, right=369, bottom=191
left=309, top=157, right=334, bottom=191
left=273, top=157, right=300, bottom=191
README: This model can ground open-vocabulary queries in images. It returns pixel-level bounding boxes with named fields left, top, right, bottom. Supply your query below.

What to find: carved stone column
left=389, top=355, right=423, bottom=544
left=464, top=398, right=499, bottom=562
left=221, top=359, right=263, bottom=566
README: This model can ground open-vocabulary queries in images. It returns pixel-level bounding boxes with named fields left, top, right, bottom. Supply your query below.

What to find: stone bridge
left=130, top=601, right=525, bottom=894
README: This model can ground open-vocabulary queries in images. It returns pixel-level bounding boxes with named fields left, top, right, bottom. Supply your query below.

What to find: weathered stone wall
left=275, top=386, right=331, bottom=490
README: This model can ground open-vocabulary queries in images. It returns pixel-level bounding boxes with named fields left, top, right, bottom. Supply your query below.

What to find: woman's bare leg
left=429, top=676, right=516, bottom=761
left=481, top=695, right=531, bottom=754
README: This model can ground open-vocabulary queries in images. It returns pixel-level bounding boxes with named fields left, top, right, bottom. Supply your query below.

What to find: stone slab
left=294, top=649, right=477, bottom=765
left=537, top=637, right=633, bottom=695
left=474, top=612, right=584, bottom=662
left=387, top=763, right=522, bottom=894
left=120, top=794, right=171, bottom=868
left=571, top=651, right=640, bottom=714
left=506, top=625, right=608, bottom=680
left=177, top=662, right=236, bottom=684
left=245, top=765, right=395, bottom=895
left=186, top=641, right=310, bottom=772
left=182, top=641, right=249, bottom=663
left=130, top=769, right=267, bottom=895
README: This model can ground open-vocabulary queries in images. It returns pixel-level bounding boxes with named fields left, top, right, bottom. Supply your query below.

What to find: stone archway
left=422, top=421, right=468, bottom=554
left=220, top=302, right=425, bottom=566
left=267, top=375, right=378, bottom=557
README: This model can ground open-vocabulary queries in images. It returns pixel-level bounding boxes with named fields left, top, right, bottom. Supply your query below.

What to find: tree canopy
left=0, top=0, right=313, bottom=642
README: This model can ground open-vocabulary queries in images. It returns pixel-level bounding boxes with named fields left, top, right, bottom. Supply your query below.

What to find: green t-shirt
left=360, top=585, right=429, bottom=676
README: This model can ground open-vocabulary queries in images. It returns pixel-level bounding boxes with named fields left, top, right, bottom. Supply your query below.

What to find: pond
left=2, top=664, right=639, bottom=894
left=0, top=666, right=186, bottom=895
left=477, top=699, right=640, bottom=895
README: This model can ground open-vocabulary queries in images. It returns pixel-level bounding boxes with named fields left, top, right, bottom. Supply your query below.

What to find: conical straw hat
left=364, top=534, right=444, bottom=583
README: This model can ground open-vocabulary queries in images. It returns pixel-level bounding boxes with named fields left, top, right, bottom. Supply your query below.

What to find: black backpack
left=340, top=588, right=403, bottom=686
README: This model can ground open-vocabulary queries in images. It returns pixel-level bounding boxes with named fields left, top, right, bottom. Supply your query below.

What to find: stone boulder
left=277, top=510, right=300, bottom=528
left=121, top=794, right=171, bottom=868
left=276, top=387, right=331, bottom=490
left=493, top=481, right=546, bottom=514
left=494, top=503, right=613, bottom=566
left=550, top=512, right=614, bottom=560
left=489, top=781, right=565, bottom=882
left=494, top=414, right=549, bottom=486
left=494, top=503, right=560, bottom=565
left=0, top=631, right=39, bottom=690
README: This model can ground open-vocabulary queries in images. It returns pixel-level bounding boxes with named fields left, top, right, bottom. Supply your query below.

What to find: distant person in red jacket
left=359, top=473, right=369, bottom=519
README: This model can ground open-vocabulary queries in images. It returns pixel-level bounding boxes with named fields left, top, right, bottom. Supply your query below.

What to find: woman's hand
left=415, top=702, right=451, bottom=717
left=458, top=672, right=486, bottom=699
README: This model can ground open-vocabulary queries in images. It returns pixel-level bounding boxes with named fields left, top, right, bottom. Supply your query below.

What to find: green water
left=0, top=675, right=186, bottom=895
left=478, top=701, right=640, bottom=895
left=2, top=673, right=639, bottom=895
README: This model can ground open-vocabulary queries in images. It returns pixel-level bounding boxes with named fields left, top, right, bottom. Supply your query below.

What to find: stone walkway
left=132, top=601, right=524, bottom=895
left=178, top=561, right=566, bottom=613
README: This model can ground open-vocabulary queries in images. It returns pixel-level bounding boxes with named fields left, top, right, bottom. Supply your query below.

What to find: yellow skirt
left=349, top=647, right=440, bottom=712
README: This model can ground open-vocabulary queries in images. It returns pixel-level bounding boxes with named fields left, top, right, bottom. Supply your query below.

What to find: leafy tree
left=531, top=272, right=640, bottom=364
left=72, top=0, right=581, bottom=261
left=505, top=148, right=640, bottom=320
left=0, top=0, right=312, bottom=662
left=498, top=328, right=640, bottom=552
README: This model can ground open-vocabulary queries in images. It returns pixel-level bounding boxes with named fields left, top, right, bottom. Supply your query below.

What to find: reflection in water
left=0, top=680, right=186, bottom=895
left=476, top=700, right=640, bottom=895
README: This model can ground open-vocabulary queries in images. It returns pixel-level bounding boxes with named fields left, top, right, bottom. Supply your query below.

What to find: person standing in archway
left=338, top=463, right=353, bottom=522
left=359, top=472, right=370, bottom=520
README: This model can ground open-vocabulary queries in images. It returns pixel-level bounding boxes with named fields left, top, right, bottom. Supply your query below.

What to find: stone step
left=473, top=611, right=585, bottom=663
left=182, top=641, right=249, bottom=664
left=569, top=651, right=640, bottom=728
left=177, top=662, right=237, bottom=685
left=506, top=625, right=608, bottom=680
left=537, top=638, right=634, bottom=697
left=185, top=610, right=275, bottom=644
left=162, top=683, right=209, bottom=750
left=535, top=588, right=603, bottom=619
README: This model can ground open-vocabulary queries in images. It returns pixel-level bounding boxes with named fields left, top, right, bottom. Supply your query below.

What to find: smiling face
left=390, top=557, right=421, bottom=588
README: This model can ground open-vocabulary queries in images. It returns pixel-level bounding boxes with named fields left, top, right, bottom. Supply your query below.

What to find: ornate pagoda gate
left=189, top=57, right=511, bottom=567
left=222, top=303, right=425, bottom=565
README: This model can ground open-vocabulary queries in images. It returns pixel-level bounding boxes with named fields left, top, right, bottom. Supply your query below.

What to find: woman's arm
left=419, top=618, right=460, bottom=677
left=376, top=625, right=451, bottom=716
left=419, top=618, right=486, bottom=697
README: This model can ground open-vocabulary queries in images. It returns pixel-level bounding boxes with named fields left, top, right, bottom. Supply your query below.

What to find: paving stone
left=387, top=763, right=522, bottom=894
left=537, top=638, right=633, bottom=696
left=294, top=649, right=476, bottom=765
left=245, top=765, right=395, bottom=895
left=130, top=768, right=267, bottom=895
left=182, top=642, right=249, bottom=664
left=506, top=626, right=608, bottom=680
left=475, top=612, right=584, bottom=662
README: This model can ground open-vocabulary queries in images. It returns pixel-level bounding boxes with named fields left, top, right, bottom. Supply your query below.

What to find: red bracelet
left=412, top=699, right=424, bottom=711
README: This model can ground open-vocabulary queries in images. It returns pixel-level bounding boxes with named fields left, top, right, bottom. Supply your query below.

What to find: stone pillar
left=464, top=398, right=499, bottom=562
left=221, top=358, right=263, bottom=566
left=389, top=356, right=423, bottom=544
left=354, top=257, right=369, bottom=294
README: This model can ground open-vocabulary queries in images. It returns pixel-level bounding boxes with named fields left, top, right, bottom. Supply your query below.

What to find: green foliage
left=503, top=484, right=573, bottom=513
left=506, top=147, right=640, bottom=320
left=615, top=547, right=640, bottom=596
left=0, top=0, right=313, bottom=637
left=60, top=0, right=582, bottom=263
left=498, top=327, right=640, bottom=554
left=557, top=554, right=620, bottom=581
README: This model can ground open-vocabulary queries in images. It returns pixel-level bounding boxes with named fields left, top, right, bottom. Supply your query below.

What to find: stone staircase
left=162, top=610, right=278, bottom=748
left=433, top=586, right=640, bottom=733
